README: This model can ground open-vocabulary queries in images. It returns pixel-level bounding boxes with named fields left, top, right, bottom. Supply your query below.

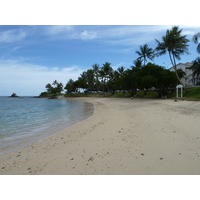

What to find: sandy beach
left=1, top=97, right=200, bottom=175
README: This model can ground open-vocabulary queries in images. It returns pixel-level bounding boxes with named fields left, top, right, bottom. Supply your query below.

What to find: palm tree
left=135, top=44, right=154, bottom=66
left=102, top=62, right=113, bottom=75
left=155, top=26, right=190, bottom=86
left=192, top=32, right=200, bottom=54
left=116, top=66, right=125, bottom=92
left=79, top=71, right=88, bottom=91
left=101, top=62, right=113, bottom=94
left=92, top=63, right=100, bottom=92
left=117, top=66, right=125, bottom=75
left=45, top=83, right=52, bottom=93
left=86, top=69, right=95, bottom=93
left=131, top=59, right=143, bottom=69
left=189, top=57, right=200, bottom=85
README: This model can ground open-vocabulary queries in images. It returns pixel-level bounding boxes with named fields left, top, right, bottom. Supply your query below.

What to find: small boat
left=10, top=93, right=19, bottom=97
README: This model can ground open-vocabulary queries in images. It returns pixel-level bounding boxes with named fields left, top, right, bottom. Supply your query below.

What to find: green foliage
left=141, top=75, right=156, bottom=89
left=42, top=80, right=63, bottom=97
left=155, top=26, right=190, bottom=85
left=192, top=32, right=200, bottom=54
left=64, top=87, right=200, bottom=100
left=185, top=87, right=200, bottom=100
left=136, top=91, right=159, bottom=98
left=135, top=44, right=155, bottom=66
left=65, top=79, right=77, bottom=94
left=109, top=92, right=131, bottom=98
left=189, top=57, right=200, bottom=85
left=176, top=68, right=186, bottom=78
left=40, top=62, right=180, bottom=99
left=168, top=87, right=200, bottom=100
left=39, top=92, right=53, bottom=97
left=136, top=63, right=177, bottom=96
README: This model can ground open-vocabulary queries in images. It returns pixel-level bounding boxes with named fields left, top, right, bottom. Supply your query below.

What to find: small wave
left=0, top=97, right=94, bottom=154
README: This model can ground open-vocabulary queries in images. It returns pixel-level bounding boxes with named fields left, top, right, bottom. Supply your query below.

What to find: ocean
left=0, top=97, right=94, bottom=154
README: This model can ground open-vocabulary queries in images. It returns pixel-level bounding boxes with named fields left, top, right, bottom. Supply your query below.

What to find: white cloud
left=65, top=25, right=174, bottom=47
left=42, top=25, right=99, bottom=41
left=1, top=25, right=200, bottom=45
left=37, top=25, right=200, bottom=55
left=100, top=25, right=170, bottom=38
left=44, top=25, right=74, bottom=35
left=112, top=62, right=126, bottom=70
left=80, top=30, right=97, bottom=40
left=10, top=46, right=23, bottom=52
left=5, top=25, right=197, bottom=48
left=0, top=59, right=83, bottom=96
left=0, top=30, right=26, bottom=43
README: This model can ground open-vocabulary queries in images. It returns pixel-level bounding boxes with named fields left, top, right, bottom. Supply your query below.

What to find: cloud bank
left=0, top=59, right=83, bottom=96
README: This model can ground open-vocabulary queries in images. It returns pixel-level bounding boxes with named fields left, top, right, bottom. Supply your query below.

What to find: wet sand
left=1, top=97, right=200, bottom=175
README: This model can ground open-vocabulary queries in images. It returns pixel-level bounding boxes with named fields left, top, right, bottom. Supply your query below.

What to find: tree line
left=40, top=26, right=200, bottom=98
left=40, top=61, right=179, bottom=98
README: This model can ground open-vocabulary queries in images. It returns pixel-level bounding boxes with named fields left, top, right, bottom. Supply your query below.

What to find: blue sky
left=1, top=25, right=200, bottom=96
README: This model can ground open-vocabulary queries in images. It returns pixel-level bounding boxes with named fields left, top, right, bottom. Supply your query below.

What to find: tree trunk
left=169, top=52, right=189, bottom=92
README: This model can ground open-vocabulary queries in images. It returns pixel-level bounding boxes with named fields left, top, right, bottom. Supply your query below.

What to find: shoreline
left=0, top=97, right=94, bottom=155
left=1, top=97, right=200, bottom=175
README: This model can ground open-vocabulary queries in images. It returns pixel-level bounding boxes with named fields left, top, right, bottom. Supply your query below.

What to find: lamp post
left=163, top=62, right=172, bottom=69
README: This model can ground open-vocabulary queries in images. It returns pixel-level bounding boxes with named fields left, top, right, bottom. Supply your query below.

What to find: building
left=169, top=62, right=194, bottom=87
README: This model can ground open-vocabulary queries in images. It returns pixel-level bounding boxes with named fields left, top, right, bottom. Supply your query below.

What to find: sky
left=1, top=25, right=200, bottom=96
left=0, top=0, right=200, bottom=96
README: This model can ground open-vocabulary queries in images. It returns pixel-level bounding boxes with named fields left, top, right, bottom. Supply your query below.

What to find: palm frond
left=135, top=50, right=142, bottom=56
left=197, top=43, right=200, bottom=54
left=155, top=26, right=190, bottom=85
left=135, top=44, right=155, bottom=66
left=192, top=33, right=200, bottom=44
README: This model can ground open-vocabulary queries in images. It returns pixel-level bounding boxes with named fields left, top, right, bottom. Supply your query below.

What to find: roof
left=169, top=62, right=192, bottom=70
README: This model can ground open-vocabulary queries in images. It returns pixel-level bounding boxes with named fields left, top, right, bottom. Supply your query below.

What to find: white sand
left=1, top=97, right=200, bottom=175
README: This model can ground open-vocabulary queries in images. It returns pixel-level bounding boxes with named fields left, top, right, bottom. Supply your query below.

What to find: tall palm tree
left=155, top=26, right=190, bottom=86
left=135, top=44, right=154, bottom=66
left=102, top=62, right=113, bottom=75
left=86, top=69, right=95, bottom=92
left=192, top=32, right=200, bottom=54
left=92, top=63, right=100, bottom=92
left=79, top=71, right=88, bottom=91
left=101, top=62, right=113, bottom=94
left=116, top=66, right=125, bottom=92
left=189, top=57, right=200, bottom=85
left=117, top=66, right=125, bottom=76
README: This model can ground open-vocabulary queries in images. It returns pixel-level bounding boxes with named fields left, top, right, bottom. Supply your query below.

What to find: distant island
left=10, top=93, right=19, bottom=97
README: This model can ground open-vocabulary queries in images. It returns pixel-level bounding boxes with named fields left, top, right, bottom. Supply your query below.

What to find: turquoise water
left=0, top=97, right=94, bottom=153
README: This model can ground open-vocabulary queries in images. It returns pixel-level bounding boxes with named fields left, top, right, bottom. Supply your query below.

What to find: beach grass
left=183, top=87, right=200, bottom=100
left=167, top=87, right=200, bottom=100
left=63, top=87, right=200, bottom=100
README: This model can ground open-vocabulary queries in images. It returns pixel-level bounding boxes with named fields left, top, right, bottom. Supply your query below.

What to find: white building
left=169, top=62, right=194, bottom=87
